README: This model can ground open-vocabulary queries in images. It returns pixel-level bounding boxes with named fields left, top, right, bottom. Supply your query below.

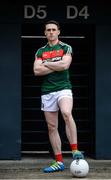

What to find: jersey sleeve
left=63, top=44, right=73, bottom=56
left=35, top=48, right=43, bottom=60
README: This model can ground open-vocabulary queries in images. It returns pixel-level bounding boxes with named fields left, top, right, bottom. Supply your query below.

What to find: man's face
left=44, top=24, right=60, bottom=41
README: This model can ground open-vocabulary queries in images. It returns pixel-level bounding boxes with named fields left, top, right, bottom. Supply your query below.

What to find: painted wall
left=96, top=26, right=111, bottom=159
left=0, top=2, right=21, bottom=159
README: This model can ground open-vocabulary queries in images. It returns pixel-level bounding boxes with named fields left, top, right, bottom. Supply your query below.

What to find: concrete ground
left=0, top=154, right=111, bottom=179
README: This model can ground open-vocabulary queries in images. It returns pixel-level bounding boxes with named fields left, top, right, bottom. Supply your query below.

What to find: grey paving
left=0, top=155, right=111, bottom=179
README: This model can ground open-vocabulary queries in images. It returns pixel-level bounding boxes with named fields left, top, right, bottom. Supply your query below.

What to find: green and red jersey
left=35, top=41, right=73, bottom=95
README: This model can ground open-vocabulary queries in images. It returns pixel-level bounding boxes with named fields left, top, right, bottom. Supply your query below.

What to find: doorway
left=22, top=23, right=95, bottom=157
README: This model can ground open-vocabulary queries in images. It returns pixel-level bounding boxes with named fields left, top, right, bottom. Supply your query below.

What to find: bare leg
left=58, top=97, right=77, bottom=144
left=44, top=111, right=62, bottom=155
left=43, top=111, right=65, bottom=173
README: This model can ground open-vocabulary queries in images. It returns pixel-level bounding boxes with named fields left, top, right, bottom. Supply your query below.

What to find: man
left=33, top=20, right=84, bottom=173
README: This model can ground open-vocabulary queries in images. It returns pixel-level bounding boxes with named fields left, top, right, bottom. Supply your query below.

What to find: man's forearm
left=44, top=61, right=67, bottom=71
left=34, top=64, right=54, bottom=76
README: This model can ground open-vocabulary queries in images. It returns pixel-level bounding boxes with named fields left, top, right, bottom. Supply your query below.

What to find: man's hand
left=33, top=59, right=54, bottom=76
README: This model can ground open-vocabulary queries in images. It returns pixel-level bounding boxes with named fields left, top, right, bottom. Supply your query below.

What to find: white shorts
left=41, top=89, right=73, bottom=112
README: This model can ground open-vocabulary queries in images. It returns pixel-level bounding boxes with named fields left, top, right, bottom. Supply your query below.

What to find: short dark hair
left=45, top=20, right=60, bottom=30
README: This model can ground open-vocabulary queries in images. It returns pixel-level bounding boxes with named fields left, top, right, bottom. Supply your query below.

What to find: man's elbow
left=34, top=68, right=40, bottom=76
left=62, top=59, right=71, bottom=70
left=63, top=64, right=70, bottom=70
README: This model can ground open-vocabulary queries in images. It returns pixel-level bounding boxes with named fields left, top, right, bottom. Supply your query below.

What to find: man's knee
left=48, top=123, right=57, bottom=133
left=61, top=110, right=72, bottom=121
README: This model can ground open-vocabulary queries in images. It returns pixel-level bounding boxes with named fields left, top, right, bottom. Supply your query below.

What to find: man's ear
left=58, top=30, right=60, bottom=35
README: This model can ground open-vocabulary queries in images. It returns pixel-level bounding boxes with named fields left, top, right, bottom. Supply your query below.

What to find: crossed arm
left=33, top=59, right=54, bottom=76
left=33, top=54, right=72, bottom=76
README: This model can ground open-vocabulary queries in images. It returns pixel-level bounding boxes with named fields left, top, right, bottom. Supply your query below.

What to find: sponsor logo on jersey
left=42, top=49, right=64, bottom=60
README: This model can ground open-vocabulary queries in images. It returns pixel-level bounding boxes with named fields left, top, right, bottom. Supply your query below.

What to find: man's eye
left=47, top=29, right=56, bottom=31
